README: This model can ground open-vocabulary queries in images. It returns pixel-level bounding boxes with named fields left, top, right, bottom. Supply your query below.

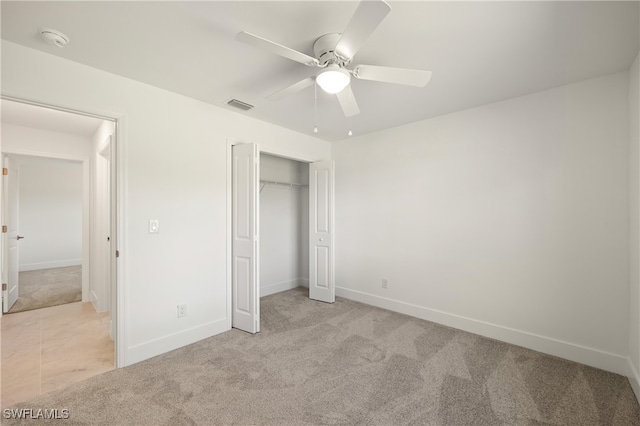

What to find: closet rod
left=259, top=180, right=309, bottom=194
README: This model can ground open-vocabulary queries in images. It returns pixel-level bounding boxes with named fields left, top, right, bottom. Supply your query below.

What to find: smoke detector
left=39, top=28, right=69, bottom=48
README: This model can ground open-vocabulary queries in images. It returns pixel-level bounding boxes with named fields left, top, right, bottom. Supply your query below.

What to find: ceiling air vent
left=227, top=99, right=254, bottom=111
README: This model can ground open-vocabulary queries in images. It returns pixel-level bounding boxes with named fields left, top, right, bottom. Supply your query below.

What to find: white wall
left=0, top=41, right=331, bottom=366
left=2, top=123, right=91, bottom=158
left=334, top=71, right=630, bottom=374
left=629, top=48, right=640, bottom=398
left=17, top=156, right=83, bottom=271
left=259, top=154, right=309, bottom=296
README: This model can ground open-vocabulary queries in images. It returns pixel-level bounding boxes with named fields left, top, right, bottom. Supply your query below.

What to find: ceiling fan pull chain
left=313, top=83, right=318, bottom=134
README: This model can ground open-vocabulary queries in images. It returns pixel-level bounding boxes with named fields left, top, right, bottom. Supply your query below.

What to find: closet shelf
left=260, top=180, right=308, bottom=188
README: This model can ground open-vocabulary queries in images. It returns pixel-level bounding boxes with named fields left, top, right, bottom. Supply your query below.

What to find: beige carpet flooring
left=3, top=287, right=639, bottom=425
left=7, top=266, right=81, bottom=314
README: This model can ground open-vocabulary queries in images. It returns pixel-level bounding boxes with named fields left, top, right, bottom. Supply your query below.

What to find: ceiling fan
left=236, top=0, right=431, bottom=118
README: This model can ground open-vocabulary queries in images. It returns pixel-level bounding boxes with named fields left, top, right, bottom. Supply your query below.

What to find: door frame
left=0, top=95, right=125, bottom=368
left=226, top=139, right=330, bottom=330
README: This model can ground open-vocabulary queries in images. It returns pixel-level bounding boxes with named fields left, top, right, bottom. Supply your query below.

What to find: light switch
left=149, top=219, right=160, bottom=234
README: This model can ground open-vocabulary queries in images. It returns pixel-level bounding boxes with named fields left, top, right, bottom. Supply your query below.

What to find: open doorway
left=0, top=98, right=118, bottom=407
left=3, top=154, right=84, bottom=314
left=229, top=142, right=334, bottom=333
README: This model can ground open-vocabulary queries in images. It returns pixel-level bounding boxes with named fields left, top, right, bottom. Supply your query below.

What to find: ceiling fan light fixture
left=316, top=65, right=351, bottom=94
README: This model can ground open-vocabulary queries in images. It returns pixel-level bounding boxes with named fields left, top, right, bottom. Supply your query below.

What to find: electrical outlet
left=381, top=278, right=388, bottom=289
left=177, top=304, right=187, bottom=318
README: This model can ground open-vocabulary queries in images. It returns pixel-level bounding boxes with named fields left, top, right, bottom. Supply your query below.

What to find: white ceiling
left=1, top=1, right=638, bottom=142
left=1, top=99, right=105, bottom=138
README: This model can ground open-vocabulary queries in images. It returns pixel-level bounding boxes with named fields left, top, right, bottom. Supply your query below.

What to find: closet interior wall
left=259, top=154, right=309, bottom=297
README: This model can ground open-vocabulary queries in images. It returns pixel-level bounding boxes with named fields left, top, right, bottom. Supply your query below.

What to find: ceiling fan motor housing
left=314, top=33, right=350, bottom=67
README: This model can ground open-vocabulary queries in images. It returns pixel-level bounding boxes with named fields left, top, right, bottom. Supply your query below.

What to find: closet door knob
left=319, top=238, right=323, bottom=242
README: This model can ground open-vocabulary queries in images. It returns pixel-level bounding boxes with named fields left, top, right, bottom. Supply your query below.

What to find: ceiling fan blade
left=266, top=77, right=315, bottom=101
left=353, top=65, right=432, bottom=87
left=236, top=31, right=320, bottom=67
left=335, top=0, right=391, bottom=60
left=336, top=85, right=360, bottom=117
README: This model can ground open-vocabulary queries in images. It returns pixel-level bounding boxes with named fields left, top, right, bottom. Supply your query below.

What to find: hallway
left=1, top=301, right=114, bottom=407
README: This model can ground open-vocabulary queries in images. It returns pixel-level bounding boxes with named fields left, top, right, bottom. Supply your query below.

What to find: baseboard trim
left=90, top=290, right=98, bottom=310
left=336, top=286, right=627, bottom=375
left=20, top=259, right=82, bottom=272
left=126, top=318, right=228, bottom=366
left=262, top=278, right=307, bottom=297
left=627, top=358, right=640, bottom=404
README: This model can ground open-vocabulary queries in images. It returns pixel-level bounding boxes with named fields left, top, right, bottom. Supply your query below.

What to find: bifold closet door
left=309, top=160, right=335, bottom=303
left=232, top=143, right=260, bottom=333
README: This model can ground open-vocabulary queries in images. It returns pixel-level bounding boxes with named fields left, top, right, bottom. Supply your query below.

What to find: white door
left=232, top=143, right=260, bottom=333
left=309, top=160, right=335, bottom=303
left=2, top=156, right=20, bottom=313
left=98, top=136, right=115, bottom=337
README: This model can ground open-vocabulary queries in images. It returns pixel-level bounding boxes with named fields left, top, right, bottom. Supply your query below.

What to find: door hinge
left=2, top=168, right=7, bottom=176
left=116, top=250, right=120, bottom=258
left=2, top=283, right=7, bottom=291
left=1, top=226, right=7, bottom=233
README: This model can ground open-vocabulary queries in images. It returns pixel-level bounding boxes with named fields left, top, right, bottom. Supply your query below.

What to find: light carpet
left=3, top=287, right=639, bottom=425
left=7, top=266, right=81, bottom=314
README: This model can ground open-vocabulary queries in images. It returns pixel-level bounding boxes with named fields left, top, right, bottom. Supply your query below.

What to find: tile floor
left=0, top=301, right=114, bottom=408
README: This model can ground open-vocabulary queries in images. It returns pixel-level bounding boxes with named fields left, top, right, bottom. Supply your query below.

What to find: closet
left=230, top=142, right=334, bottom=334
left=259, top=153, right=309, bottom=297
